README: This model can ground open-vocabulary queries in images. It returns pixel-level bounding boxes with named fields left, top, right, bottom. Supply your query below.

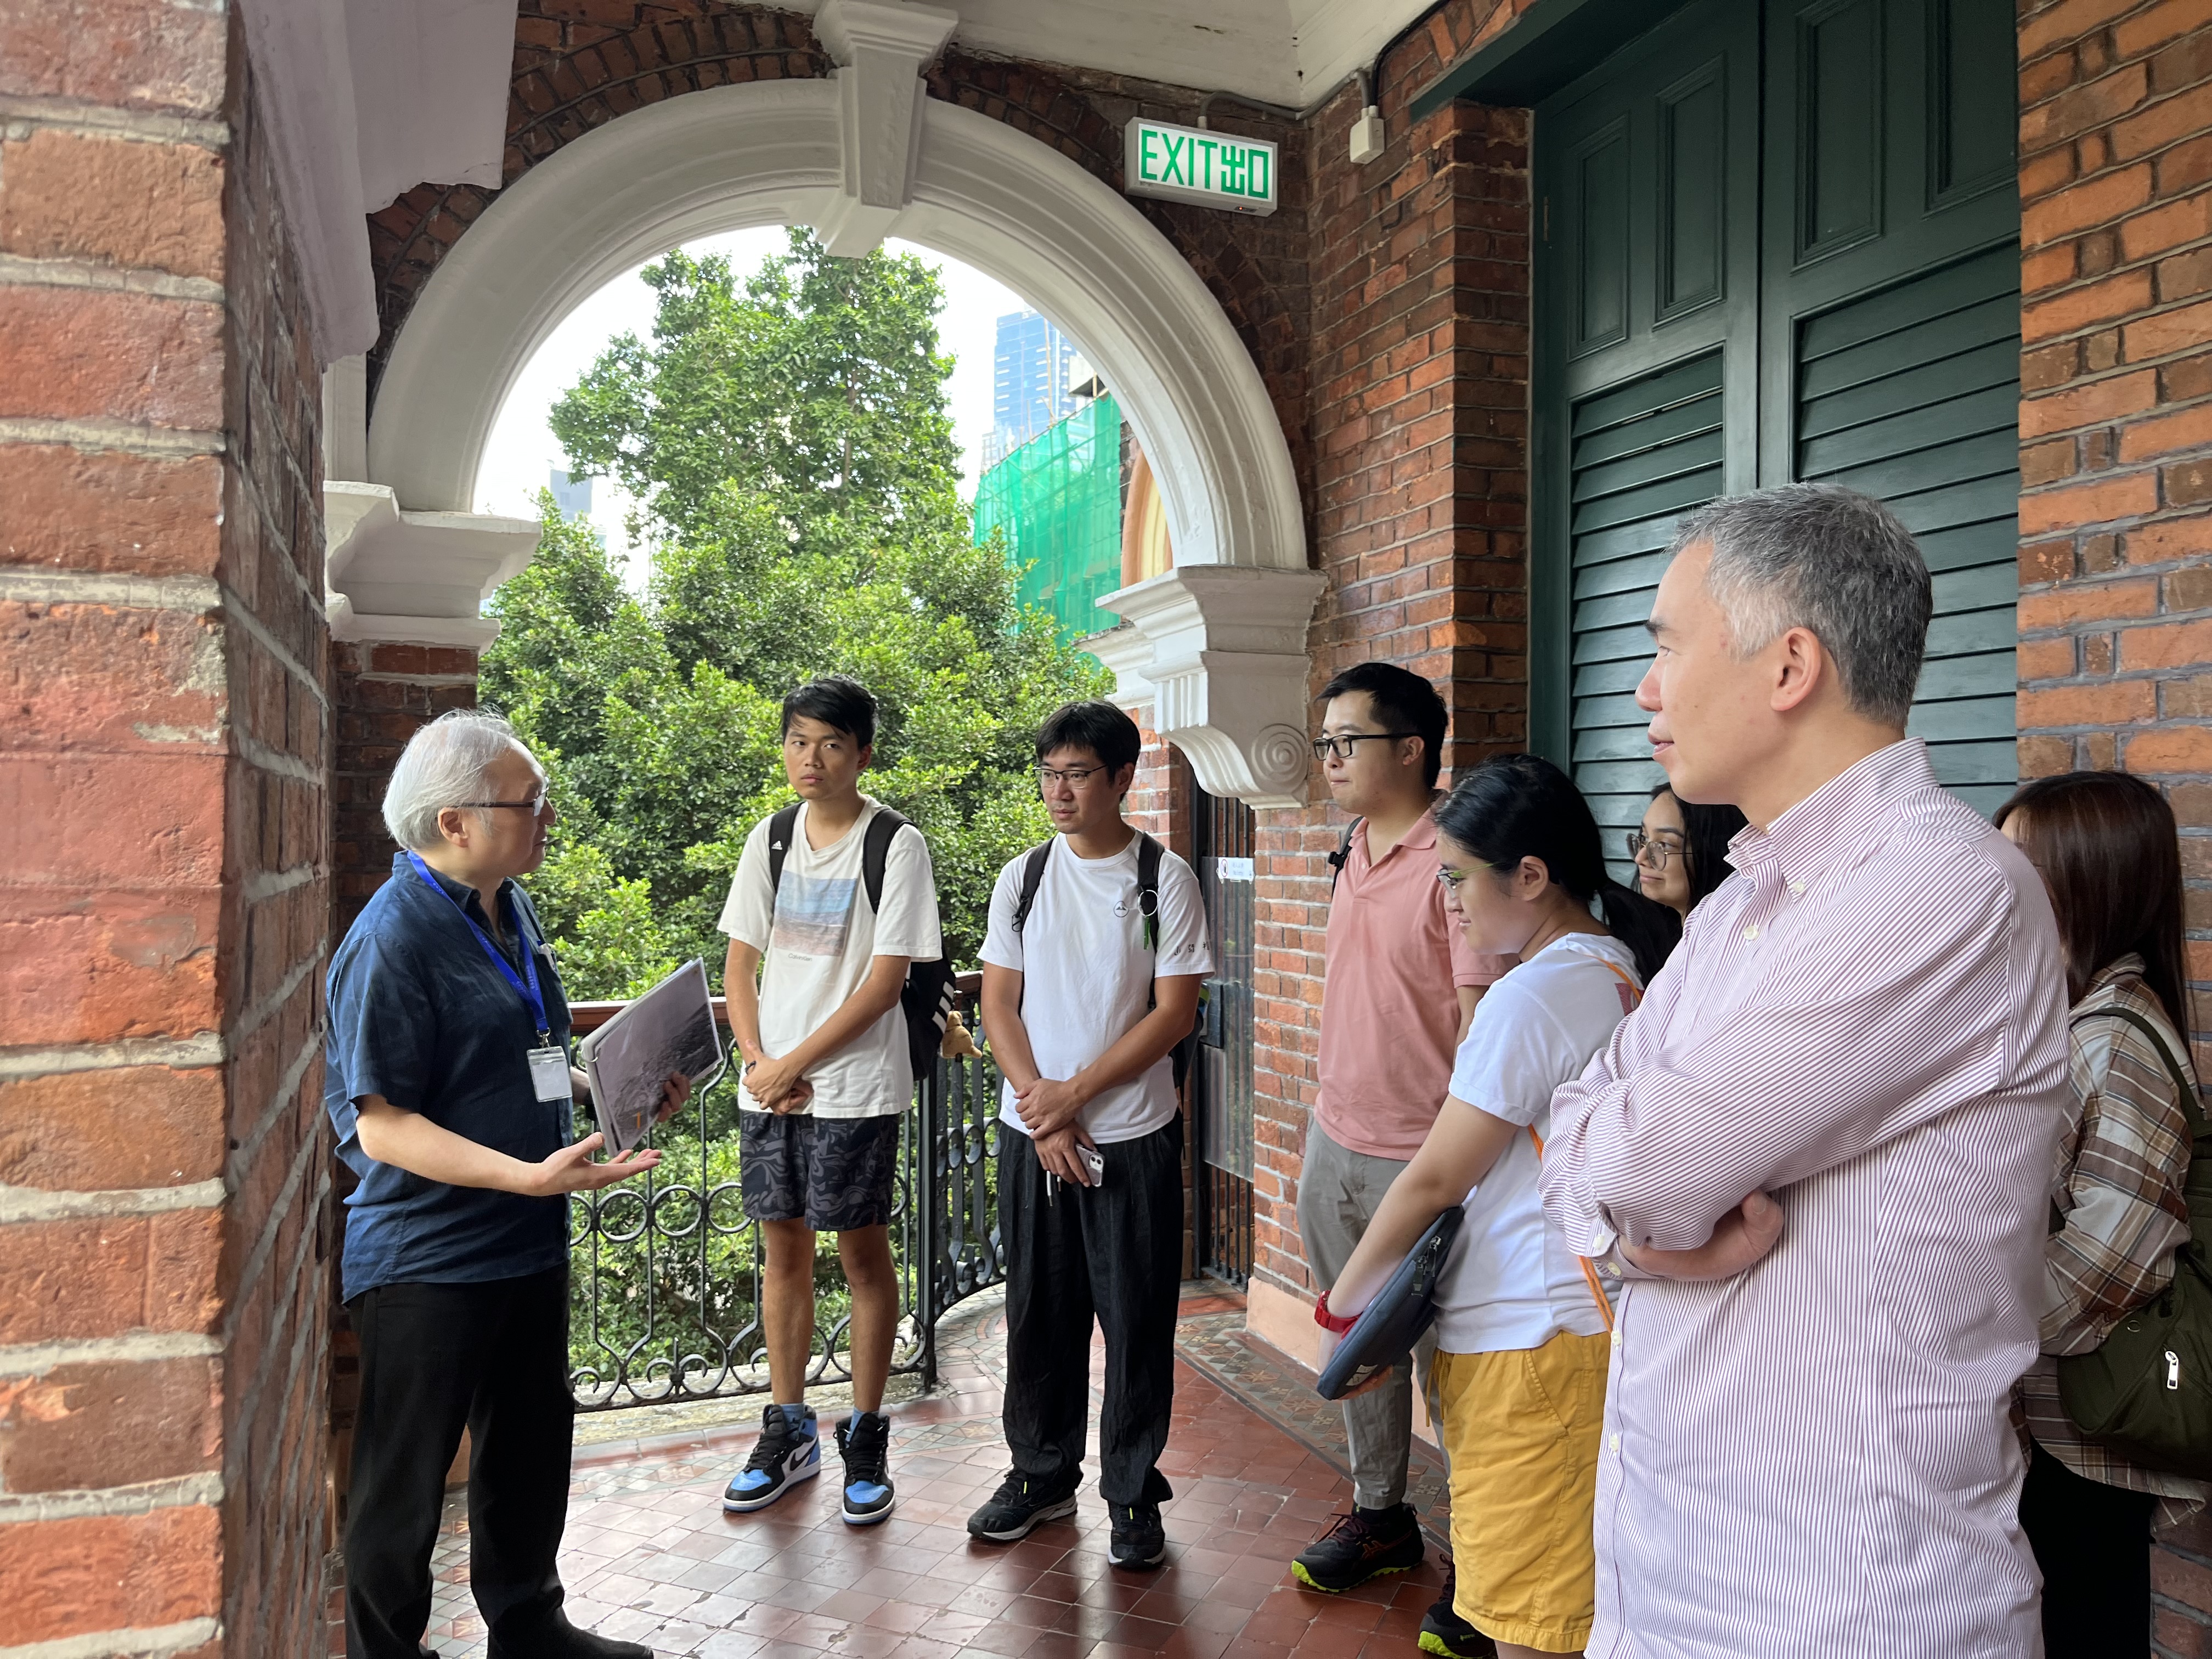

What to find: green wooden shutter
left=1567, top=352, right=1728, bottom=871
left=1792, top=243, right=2022, bottom=814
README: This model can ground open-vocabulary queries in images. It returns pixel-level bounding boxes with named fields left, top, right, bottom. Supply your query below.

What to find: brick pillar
left=329, top=641, right=480, bottom=938
left=320, top=637, right=477, bottom=1599
left=1243, top=69, right=1533, bottom=1357
left=0, top=5, right=333, bottom=1655
left=2014, top=1, right=2212, bottom=1647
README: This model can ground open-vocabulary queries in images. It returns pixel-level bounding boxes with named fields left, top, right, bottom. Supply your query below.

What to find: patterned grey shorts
left=737, top=1110, right=902, bottom=1232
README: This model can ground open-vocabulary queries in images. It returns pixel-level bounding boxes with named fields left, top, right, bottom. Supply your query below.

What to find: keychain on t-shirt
left=409, top=853, right=571, bottom=1107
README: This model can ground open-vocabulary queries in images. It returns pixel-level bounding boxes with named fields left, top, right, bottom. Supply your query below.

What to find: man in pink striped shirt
left=1542, top=484, right=2072, bottom=1656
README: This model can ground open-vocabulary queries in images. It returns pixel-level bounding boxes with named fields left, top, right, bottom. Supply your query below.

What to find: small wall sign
left=1123, top=117, right=1278, bottom=217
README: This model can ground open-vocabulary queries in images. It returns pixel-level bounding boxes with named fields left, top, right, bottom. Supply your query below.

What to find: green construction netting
left=973, top=393, right=1122, bottom=642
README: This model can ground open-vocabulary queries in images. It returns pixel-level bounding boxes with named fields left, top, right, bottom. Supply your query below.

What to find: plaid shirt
left=2016, top=955, right=2210, bottom=1519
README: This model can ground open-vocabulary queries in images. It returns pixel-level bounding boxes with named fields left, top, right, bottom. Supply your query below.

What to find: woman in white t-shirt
left=1314, top=754, right=1680, bottom=1659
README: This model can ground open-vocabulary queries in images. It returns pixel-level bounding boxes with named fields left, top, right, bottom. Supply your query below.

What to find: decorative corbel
left=810, top=0, right=960, bottom=257
left=1096, top=564, right=1327, bottom=809
left=324, top=481, right=540, bottom=649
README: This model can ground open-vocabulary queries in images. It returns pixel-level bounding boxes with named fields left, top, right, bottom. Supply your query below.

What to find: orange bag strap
left=1525, top=956, right=1643, bottom=1333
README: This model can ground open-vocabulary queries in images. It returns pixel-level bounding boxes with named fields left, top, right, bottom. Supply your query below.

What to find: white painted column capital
left=810, top=0, right=960, bottom=256
left=1095, top=565, right=1327, bottom=809
left=323, top=482, right=540, bottom=650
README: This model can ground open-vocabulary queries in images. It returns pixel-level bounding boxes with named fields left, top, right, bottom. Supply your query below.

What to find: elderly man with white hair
left=327, top=708, right=687, bottom=1659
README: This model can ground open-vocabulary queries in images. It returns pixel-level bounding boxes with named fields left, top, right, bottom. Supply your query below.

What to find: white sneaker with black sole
left=722, top=1403, right=820, bottom=1511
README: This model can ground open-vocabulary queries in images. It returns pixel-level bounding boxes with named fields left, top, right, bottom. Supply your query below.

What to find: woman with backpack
left=1996, top=770, right=2210, bottom=1656
left=1313, top=755, right=1680, bottom=1659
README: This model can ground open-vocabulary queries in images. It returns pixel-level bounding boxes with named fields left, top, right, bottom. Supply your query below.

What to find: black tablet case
left=1314, top=1205, right=1466, bottom=1402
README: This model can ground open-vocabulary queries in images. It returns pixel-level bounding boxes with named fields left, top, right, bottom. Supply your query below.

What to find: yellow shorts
left=1428, top=1331, right=1610, bottom=1654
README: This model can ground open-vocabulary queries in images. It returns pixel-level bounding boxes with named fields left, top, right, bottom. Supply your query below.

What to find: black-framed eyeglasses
left=459, top=791, right=550, bottom=816
left=1435, top=865, right=1469, bottom=893
left=1312, top=731, right=1418, bottom=761
left=1625, top=831, right=1682, bottom=868
left=1035, top=764, right=1109, bottom=788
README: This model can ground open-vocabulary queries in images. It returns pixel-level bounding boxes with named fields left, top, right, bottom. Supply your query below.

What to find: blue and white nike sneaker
left=836, top=1410, right=895, bottom=1526
left=723, top=1403, right=820, bottom=1511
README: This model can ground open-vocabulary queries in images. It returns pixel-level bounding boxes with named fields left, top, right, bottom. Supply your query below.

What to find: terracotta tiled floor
left=409, top=1293, right=1449, bottom=1659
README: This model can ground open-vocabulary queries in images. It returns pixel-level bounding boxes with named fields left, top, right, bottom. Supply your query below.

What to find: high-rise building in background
left=983, top=310, right=1081, bottom=469
left=549, top=468, right=594, bottom=516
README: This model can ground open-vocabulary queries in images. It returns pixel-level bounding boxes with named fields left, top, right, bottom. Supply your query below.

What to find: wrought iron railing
left=565, top=981, right=1006, bottom=1412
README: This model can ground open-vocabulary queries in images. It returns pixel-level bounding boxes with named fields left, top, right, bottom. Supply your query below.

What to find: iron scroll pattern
left=566, top=1000, right=1007, bottom=1412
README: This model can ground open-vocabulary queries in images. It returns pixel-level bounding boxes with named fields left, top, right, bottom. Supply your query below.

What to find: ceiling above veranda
left=774, top=0, right=1440, bottom=111
left=246, top=0, right=1441, bottom=365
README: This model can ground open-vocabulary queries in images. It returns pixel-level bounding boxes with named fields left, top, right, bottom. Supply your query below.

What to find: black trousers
left=1001, top=1117, right=1183, bottom=1506
left=346, top=1266, right=574, bottom=1659
left=2019, top=1437, right=2157, bottom=1658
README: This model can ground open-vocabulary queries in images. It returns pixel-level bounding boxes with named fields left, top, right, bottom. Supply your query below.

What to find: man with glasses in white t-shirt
left=969, top=701, right=1214, bottom=1571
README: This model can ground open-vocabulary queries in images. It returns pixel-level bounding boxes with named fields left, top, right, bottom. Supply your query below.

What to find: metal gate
left=1194, top=788, right=1256, bottom=1284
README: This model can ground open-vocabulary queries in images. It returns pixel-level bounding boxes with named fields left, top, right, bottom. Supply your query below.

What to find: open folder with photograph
left=579, top=957, right=725, bottom=1154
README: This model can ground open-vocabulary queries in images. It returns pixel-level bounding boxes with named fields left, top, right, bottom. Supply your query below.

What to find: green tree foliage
left=484, top=228, right=1109, bottom=1002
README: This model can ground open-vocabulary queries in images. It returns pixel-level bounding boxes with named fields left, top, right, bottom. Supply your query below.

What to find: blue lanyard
left=408, top=853, right=551, bottom=1042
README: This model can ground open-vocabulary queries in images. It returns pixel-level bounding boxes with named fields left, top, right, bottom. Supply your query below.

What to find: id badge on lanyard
left=527, top=1045, right=572, bottom=1103
left=409, top=854, right=570, bottom=1105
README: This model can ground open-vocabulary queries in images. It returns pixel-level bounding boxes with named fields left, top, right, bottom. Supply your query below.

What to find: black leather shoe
left=487, top=1617, right=652, bottom=1659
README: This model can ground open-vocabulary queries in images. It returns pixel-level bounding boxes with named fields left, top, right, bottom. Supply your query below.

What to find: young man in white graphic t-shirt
left=970, top=701, right=1213, bottom=1571
left=715, top=676, right=943, bottom=1526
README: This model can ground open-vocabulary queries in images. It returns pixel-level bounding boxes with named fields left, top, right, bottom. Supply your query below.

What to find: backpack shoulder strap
left=764, top=804, right=803, bottom=919
left=1135, top=832, right=1163, bottom=953
left=1327, top=817, right=1363, bottom=895
left=860, top=806, right=907, bottom=915
left=2072, top=1005, right=2206, bottom=1141
left=1011, top=839, right=1053, bottom=933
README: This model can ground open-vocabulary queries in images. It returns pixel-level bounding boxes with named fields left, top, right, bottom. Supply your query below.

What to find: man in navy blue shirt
left=327, top=709, right=686, bottom=1659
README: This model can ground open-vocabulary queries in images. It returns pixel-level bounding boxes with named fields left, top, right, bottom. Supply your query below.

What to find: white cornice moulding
left=236, top=0, right=515, bottom=364
left=1085, top=622, right=1156, bottom=716
left=324, top=481, right=539, bottom=650
left=811, top=0, right=960, bottom=256
left=1098, top=565, right=1326, bottom=809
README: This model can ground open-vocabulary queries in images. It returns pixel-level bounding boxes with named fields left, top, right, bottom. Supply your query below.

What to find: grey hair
left=381, top=708, right=541, bottom=851
left=1672, top=483, right=1932, bottom=727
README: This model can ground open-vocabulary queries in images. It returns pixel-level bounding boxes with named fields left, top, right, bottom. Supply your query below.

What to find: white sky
left=473, top=230, right=1030, bottom=576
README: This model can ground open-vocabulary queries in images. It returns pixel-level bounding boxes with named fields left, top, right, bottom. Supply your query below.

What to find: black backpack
left=1009, top=832, right=1196, bottom=1087
left=765, top=804, right=957, bottom=1088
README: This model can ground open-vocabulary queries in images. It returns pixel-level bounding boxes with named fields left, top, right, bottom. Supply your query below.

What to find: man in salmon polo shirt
left=1293, top=662, right=1509, bottom=1659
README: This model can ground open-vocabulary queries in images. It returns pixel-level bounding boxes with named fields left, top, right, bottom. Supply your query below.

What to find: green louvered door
left=1533, top=0, right=1760, bottom=873
left=1791, top=245, right=2023, bottom=812
left=1764, top=0, right=2023, bottom=812
left=1567, top=355, right=1728, bottom=875
left=1533, top=0, right=2019, bottom=827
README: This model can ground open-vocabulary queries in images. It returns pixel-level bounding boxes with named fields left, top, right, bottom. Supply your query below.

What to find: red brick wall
left=1245, top=0, right=1536, bottom=1303
left=2014, top=1, right=2212, bottom=1647
left=0, top=4, right=331, bottom=1655
left=329, top=642, right=481, bottom=937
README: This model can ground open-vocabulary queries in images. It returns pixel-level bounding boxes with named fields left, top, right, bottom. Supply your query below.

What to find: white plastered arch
left=368, top=77, right=1322, bottom=804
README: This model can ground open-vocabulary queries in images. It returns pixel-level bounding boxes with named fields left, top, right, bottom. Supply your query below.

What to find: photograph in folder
left=581, top=958, right=725, bottom=1153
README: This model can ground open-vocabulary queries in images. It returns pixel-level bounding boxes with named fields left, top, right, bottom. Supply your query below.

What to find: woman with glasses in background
left=1627, top=784, right=1747, bottom=918
left=1996, top=770, right=2208, bottom=1657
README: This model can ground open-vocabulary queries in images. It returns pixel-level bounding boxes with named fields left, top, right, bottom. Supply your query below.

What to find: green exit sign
left=1124, top=117, right=1278, bottom=217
